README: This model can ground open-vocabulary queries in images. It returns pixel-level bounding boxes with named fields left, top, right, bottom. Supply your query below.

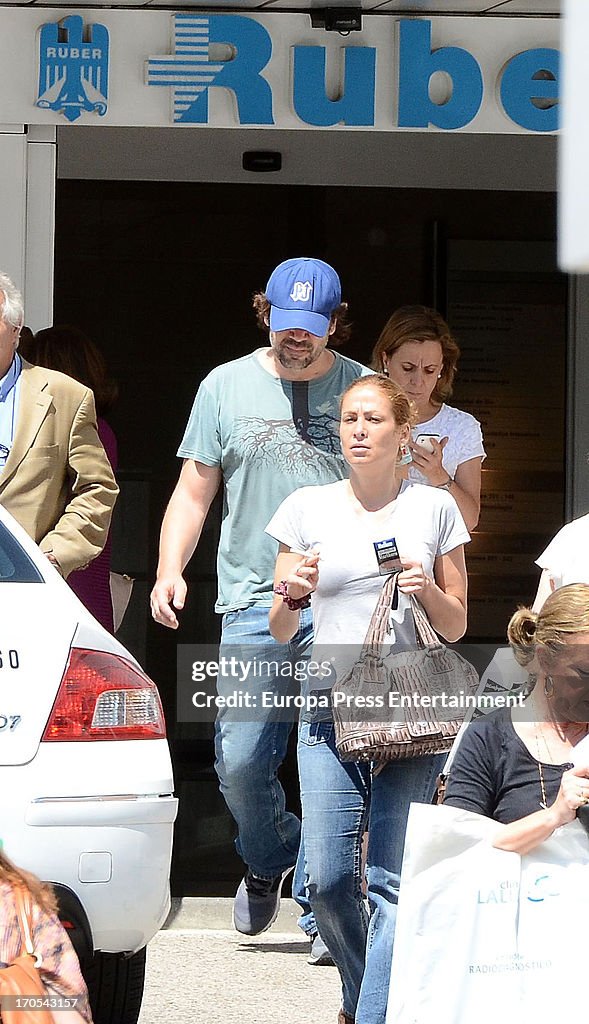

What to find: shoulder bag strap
left=14, top=885, right=42, bottom=965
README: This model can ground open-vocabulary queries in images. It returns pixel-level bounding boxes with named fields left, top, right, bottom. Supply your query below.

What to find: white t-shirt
left=410, top=404, right=486, bottom=485
left=536, top=513, right=589, bottom=590
left=470, top=514, right=589, bottom=718
left=266, top=481, right=470, bottom=692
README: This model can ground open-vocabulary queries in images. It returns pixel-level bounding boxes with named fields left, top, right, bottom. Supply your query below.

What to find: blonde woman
left=444, top=584, right=589, bottom=852
left=267, top=374, right=469, bottom=1024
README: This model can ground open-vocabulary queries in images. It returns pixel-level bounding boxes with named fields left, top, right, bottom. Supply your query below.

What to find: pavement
left=137, top=899, right=342, bottom=1024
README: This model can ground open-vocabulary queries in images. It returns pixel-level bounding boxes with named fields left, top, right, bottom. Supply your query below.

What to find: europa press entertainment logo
left=36, top=15, right=109, bottom=122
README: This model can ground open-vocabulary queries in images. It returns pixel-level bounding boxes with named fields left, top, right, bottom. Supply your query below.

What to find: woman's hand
left=270, top=546, right=320, bottom=643
left=493, top=765, right=589, bottom=854
left=548, top=766, right=589, bottom=827
left=282, top=551, right=320, bottom=602
left=397, top=548, right=467, bottom=643
left=409, top=441, right=482, bottom=532
left=408, top=436, right=449, bottom=487
left=397, top=559, right=431, bottom=595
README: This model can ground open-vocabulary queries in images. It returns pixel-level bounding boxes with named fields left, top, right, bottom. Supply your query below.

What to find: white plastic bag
left=386, top=803, right=589, bottom=1024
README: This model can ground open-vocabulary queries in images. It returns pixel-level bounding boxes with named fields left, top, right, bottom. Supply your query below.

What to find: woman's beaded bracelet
left=274, top=580, right=311, bottom=611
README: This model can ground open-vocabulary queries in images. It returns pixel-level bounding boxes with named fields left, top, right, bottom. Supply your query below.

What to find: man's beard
left=274, top=340, right=318, bottom=369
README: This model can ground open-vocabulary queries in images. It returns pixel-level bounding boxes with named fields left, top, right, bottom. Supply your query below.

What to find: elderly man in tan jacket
left=0, top=271, right=118, bottom=578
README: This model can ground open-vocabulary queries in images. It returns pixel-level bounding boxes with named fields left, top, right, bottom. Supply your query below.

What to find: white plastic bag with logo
left=386, top=803, right=589, bottom=1024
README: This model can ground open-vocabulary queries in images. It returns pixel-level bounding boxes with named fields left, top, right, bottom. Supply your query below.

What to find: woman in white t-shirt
left=266, top=375, right=469, bottom=1024
left=533, top=512, right=589, bottom=611
left=371, top=306, right=485, bottom=531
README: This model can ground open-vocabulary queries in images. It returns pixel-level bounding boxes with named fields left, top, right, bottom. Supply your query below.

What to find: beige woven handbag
left=332, top=573, right=479, bottom=763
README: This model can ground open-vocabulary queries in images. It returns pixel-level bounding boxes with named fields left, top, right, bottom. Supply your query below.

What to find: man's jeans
left=214, top=604, right=315, bottom=931
left=298, top=719, right=444, bottom=1023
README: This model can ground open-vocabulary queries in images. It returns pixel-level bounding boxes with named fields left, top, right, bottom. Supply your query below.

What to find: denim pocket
left=222, top=609, right=241, bottom=629
left=299, top=720, right=335, bottom=747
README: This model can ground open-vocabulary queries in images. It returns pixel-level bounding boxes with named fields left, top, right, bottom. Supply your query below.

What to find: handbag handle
left=364, top=573, right=399, bottom=655
left=363, top=573, right=443, bottom=656
left=14, top=885, right=43, bottom=966
left=409, top=594, right=445, bottom=649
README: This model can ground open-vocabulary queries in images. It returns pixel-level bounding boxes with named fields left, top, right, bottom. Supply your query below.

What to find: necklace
left=533, top=716, right=589, bottom=811
left=538, top=763, right=548, bottom=810
left=533, top=723, right=552, bottom=810
left=534, top=720, right=555, bottom=763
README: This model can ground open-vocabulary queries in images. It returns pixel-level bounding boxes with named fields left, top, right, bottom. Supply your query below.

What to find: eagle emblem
left=36, top=16, right=109, bottom=123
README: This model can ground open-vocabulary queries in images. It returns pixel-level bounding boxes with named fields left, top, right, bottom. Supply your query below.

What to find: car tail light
left=42, top=649, right=167, bottom=741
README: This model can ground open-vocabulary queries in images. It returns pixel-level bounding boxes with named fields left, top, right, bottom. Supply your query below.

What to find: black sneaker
left=308, top=931, right=334, bottom=966
left=233, top=866, right=294, bottom=935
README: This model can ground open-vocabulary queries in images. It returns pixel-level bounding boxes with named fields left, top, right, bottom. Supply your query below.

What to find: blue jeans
left=298, top=720, right=444, bottom=1023
left=214, top=605, right=316, bottom=931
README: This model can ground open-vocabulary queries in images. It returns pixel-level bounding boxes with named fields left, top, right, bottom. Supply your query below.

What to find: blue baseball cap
left=266, top=257, right=341, bottom=337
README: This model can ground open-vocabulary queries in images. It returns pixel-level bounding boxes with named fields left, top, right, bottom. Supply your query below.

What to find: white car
left=0, top=505, right=178, bottom=1024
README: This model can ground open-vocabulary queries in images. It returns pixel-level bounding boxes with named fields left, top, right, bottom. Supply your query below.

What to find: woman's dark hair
left=20, top=325, right=118, bottom=415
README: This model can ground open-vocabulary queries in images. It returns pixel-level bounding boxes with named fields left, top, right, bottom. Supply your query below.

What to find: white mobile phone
left=415, top=433, right=440, bottom=454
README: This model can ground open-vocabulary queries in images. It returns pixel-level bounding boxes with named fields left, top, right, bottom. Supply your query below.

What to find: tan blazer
left=0, top=360, right=119, bottom=578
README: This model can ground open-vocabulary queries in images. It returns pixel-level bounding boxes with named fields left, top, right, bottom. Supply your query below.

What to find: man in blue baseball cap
left=265, top=256, right=342, bottom=343
left=151, top=257, right=368, bottom=954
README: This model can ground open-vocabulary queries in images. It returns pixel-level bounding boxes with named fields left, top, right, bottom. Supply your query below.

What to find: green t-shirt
left=177, top=349, right=369, bottom=611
